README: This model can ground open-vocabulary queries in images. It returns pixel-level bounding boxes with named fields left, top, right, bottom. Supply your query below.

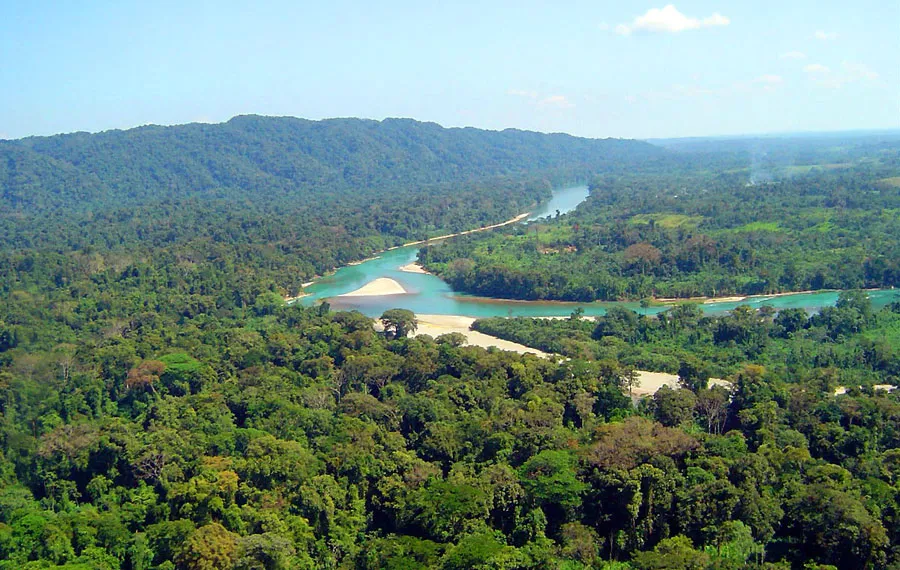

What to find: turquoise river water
left=299, top=185, right=900, bottom=318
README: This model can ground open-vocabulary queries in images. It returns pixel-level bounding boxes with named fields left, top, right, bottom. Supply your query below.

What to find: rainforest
left=1, top=119, right=900, bottom=570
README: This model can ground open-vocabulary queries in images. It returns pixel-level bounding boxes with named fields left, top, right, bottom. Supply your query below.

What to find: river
left=298, top=184, right=900, bottom=317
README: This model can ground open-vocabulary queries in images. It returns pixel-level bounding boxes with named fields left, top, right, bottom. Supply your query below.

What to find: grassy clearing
left=877, top=176, right=900, bottom=188
left=805, top=220, right=836, bottom=234
left=629, top=213, right=703, bottom=229
left=734, top=221, right=782, bottom=232
left=784, top=163, right=853, bottom=175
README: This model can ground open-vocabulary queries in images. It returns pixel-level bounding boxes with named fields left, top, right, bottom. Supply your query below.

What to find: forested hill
left=0, top=115, right=660, bottom=214
left=0, top=116, right=661, bottom=295
left=0, top=116, right=661, bottom=293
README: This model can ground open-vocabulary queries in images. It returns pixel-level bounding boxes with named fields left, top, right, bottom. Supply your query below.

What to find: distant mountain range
left=0, top=115, right=661, bottom=214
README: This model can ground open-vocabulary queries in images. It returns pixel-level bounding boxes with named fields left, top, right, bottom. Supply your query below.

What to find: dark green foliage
left=380, top=309, right=418, bottom=339
left=419, top=136, right=900, bottom=302
left=1, top=126, right=899, bottom=569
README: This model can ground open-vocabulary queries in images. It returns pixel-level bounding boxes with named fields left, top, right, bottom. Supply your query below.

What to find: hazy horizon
left=3, top=112, right=899, bottom=144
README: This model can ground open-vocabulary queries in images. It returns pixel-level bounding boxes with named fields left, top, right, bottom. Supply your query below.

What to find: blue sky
left=1, top=1, right=896, bottom=140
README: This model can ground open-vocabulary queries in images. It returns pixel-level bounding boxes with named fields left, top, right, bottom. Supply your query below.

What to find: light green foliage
left=631, top=535, right=710, bottom=570
left=0, top=129, right=898, bottom=570
left=420, top=145, right=900, bottom=302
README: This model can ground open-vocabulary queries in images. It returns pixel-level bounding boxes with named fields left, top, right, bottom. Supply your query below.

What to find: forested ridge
left=418, top=135, right=900, bottom=302
left=0, top=116, right=659, bottom=298
left=3, top=123, right=900, bottom=568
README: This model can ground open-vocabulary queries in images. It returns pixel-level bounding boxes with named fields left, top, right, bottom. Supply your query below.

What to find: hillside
left=0, top=115, right=660, bottom=214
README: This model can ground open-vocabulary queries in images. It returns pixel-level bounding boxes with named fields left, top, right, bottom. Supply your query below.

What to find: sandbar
left=630, top=371, right=681, bottom=397
left=340, top=278, right=408, bottom=297
left=413, top=314, right=549, bottom=356
left=283, top=293, right=310, bottom=303
left=401, top=212, right=531, bottom=247
left=348, top=255, right=381, bottom=266
left=408, top=314, right=737, bottom=396
left=630, top=372, right=732, bottom=397
left=399, top=262, right=430, bottom=274
left=704, top=296, right=746, bottom=304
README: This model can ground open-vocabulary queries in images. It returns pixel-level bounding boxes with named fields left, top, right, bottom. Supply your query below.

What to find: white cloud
left=844, top=62, right=878, bottom=81
left=644, top=83, right=717, bottom=101
left=803, top=63, right=831, bottom=74
left=754, top=74, right=783, bottom=84
left=702, top=13, right=730, bottom=27
left=507, top=89, right=538, bottom=99
left=779, top=51, right=806, bottom=60
left=672, top=84, right=714, bottom=97
left=814, top=30, right=838, bottom=40
left=539, top=95, right=575, bottom=109
left=646, top=74, right=784, bottom=100
left=615, top=4, right=730, bottom=35
left=805, top=62, right=879, bottom=89
left=507, top=90, right=575, bottom=110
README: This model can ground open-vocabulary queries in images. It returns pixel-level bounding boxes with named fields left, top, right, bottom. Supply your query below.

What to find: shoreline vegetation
left=409, top=314, right=732, bottom=397
left=412, top=314, right=548, bottom=356
left=395, top=212, right=531, bottom=248
left=417, top=161, right=900, bottom=306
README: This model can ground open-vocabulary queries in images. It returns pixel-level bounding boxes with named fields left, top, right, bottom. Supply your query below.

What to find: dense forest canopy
left=0, top=116, right=659, bottom=299
left=2, top=121, right=900, bottom=569
left=419, top=134, right=900, bottom=302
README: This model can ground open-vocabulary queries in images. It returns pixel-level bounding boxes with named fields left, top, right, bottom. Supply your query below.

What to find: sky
left=0, top=0, right=897, bottom=140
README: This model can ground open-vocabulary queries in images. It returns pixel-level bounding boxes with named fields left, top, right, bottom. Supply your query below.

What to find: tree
left=439, top=532, right=518, bottom=570
left=380, top=309, right=418, bottom=339
left=233, top=533, right=297, bottom=570
left=519, top=450, right=588, bottom=528
left=560, top=522, right=601, bottom=564
left=176, top=523, right=239, bottom=570
left=678, top=357, right=710, bottom=392
left=125, top=360, right=167, bottom=394
left=696, top=386, right=730, bottom=435
left=774, top=307, right=808, bottom=337
left=435, top=332, right=467, bottom=347
left=624, top=243, right=662, bottom=275
left=631, top=535, right=710, bottom=570
left=650, top=385, right=697, bottom=427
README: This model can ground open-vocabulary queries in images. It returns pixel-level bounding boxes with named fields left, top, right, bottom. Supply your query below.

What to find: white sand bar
left=631, top=371, right=681, bottom=397
left=399, top=262, right=430, bottom=274
left=629, top=372, right=732, bottom=397
left=413, top=314, right=549, bottom=356
left=340, top=278, right=408, bottom=297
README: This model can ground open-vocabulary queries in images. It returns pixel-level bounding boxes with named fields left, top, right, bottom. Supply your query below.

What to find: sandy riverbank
left=283, top=293, right=310, bottom=303
left=655, top=289, right=851, bottom=306
left=401, top=212, right=531, bottom=247
left=399, top=262, right=430, bottom=274
left=413, top=314, right=549, bottom=356
left=411, top=314, right=733, bottom=396
left=339, top=278, right=408, bottom=297
left=348, top=256, right=381, bottom=266
left=631, top=371, right=731, bottom=397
